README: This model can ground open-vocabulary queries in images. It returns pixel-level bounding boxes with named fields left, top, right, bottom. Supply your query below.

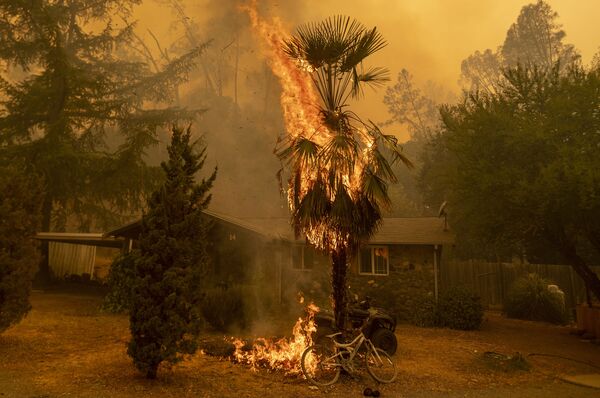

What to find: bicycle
left=300, top=321, right=398, bottom=387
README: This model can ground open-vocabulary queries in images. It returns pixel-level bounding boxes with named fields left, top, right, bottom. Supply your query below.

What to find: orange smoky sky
left=135, top=0, right=600, bottom=141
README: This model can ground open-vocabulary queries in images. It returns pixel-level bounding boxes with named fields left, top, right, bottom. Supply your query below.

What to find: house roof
left=101, top=209, right=290, bottom=241
left=368, top=217, right=454, bottom=245
left=102, top=211, right=454, bottom=246
left=34, top=232, right=124, bottom=248
left=242, top=216, right=454, bottom=245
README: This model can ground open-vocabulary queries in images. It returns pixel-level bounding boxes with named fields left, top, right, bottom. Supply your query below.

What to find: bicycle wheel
left=301, top=344, right=340, bottom=387
left=365, top=347, right=397, bottom=383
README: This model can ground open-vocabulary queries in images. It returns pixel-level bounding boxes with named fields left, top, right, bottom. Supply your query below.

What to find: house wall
left=345, top=244, right=437, bottom=322
left=281, top=243, right=443, bottom=323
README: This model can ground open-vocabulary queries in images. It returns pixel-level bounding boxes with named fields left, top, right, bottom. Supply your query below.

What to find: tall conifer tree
left=0, top=1, right=205, bottom=280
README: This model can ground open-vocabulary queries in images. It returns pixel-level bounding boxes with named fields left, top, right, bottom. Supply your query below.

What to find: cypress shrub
left=102, top=252, right=138, bottom=313
left=128, top=126, right=217, bottom=379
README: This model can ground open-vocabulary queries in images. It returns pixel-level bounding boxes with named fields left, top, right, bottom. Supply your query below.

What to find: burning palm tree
left=277, top=16, right=413, bottom=330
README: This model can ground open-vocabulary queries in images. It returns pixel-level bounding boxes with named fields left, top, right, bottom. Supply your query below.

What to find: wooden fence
left=440, top=260, right=600, bottom=310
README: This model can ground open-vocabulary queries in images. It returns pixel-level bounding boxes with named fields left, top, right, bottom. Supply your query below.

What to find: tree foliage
left=0, top=165, right=42, bottom=332
left=422, top=63, right=600, bottom=301
left=505, top=274, right=567, bottom=324
left=128, top=126, right=216, bottom=379
left=281, top=16, right=412, bottom=329
left=384, top=69, right=441, bottom=141
left=460, top=1, right=579, bottom=94
left=102, top=252, right=138, bottom=313
left=0, top=0, right=205, bottom=279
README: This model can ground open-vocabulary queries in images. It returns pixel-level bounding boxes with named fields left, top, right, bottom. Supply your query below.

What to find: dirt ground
left=1, top=291, right=599, bottom=398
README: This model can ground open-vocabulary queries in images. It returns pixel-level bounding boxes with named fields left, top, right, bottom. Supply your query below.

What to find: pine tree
left=0, top=164, right=42, bottom=332
left=128, top=126, right=216, bottom=379
left=0, top=1, right=205, bottom=281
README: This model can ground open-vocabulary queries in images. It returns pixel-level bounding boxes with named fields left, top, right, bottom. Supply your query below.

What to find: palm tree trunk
left=331, top=248, right=348, bottom=330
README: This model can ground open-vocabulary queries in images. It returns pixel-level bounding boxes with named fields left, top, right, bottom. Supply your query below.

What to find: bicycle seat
left=326, top=332, right=343, bottom=339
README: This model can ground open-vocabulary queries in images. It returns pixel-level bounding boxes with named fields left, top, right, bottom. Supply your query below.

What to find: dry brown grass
left=0, top=291, right=598, bottom=398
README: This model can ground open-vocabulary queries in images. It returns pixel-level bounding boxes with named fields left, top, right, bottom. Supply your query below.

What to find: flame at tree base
left=231, top=303, right=320, bottom=376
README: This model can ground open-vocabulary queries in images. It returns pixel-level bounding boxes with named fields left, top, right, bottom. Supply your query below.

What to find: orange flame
left=242, top=0, right=323, bottom=143
left=231, top=303, right=320, bottom=375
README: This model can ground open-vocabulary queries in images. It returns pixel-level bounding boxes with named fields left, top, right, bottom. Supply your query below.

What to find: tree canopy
left=422, top=62, right=600, bottom=301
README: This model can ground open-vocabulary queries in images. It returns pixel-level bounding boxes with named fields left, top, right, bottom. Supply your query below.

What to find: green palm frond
left=367, top=148, right=397, bottom=183
left=340, top=27, right=387, bottom=72
left=321, top=132, right=358, bottom=175
left=295, top=179, right=330, bottom=225
left=330, top=185, right=355, bottom=228
left=351, top=66, right=390, bottom=98
left=362, top=168, right=392, bottom=208
left=294, top=136, right=320, bottom=166
left=284, top=16, right=366, bottom=68
left=367, top=121, right=414, bottom=169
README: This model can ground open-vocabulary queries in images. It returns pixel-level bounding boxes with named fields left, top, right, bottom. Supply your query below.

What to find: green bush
left=504, top=273, right=567, bottom=324
left=408, top=294, right=439, bottom=328
left=102, top=252, right=138, bottom=313
left=0, top=165, right=41, bottom=333
left=437, top=285, right=484, bottom=330
left=200, top=286, right=255, bottom=332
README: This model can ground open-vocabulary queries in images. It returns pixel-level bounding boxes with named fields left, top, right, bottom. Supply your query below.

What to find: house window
left=359, top=246, right=389, bottom=275
left=292, top=245, right=315, bottom=271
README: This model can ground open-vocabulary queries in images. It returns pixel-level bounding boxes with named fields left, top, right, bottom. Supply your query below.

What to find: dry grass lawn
left=0, top=290, right=599, bottom=398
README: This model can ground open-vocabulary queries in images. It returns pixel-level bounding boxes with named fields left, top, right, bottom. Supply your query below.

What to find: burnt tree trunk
left=331, top=248, right=348, bottom=331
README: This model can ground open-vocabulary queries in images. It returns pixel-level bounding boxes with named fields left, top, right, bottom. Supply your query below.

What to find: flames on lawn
left=231, top=302, right=320, bottom=375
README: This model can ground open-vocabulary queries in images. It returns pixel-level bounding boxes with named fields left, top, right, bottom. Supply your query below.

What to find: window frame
left=358, top=245, right=390, bottom=276
left=291, top=244, right=314, bottom=271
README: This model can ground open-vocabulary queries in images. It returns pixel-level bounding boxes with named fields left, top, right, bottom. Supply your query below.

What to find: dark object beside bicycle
left=314, top=294, right=397, bottom=355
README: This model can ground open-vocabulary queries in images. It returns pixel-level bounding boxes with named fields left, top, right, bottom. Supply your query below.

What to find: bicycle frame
left=326, top=331, right=384, bottom=370
left=301, top=325, right=398, bottom=386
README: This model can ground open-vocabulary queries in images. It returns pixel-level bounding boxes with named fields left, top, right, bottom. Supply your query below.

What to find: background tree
left=0, top=164, right=42, bottom=332
left=421, top=63, right=600, bottom=301
left=0, top=0, right=205, bottom=281
left=501, top=0, right=579, bottom=70
left=459, top=49, right=504, bottom=95
left=383, top=69, right=454, bottom=216
left=459, top=0, right=579, bottom=93
left=384, top=69, right=440, bottom=142
left=128, top=126, right=216, bottom=379
left=281, top=16, right=412, bottom=329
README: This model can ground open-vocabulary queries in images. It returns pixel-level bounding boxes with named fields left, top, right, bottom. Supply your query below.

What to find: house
left=103, top=211, right=454, bottom=305
left=36, top=210, right=454, bottom=313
